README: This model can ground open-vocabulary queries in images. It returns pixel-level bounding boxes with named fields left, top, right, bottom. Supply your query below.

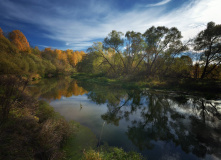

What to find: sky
left=0, top=0, right=221, bottom=51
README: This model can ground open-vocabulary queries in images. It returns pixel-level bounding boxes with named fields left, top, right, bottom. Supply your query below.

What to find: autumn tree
left=0, top=28, right=3, bottom=37
left=194, top=21, right=221, bottom=79
left=9, top=30, right=30, bottom=52
left=32, top=46, right=41, bottom=55
left=87, top=42, right=115, bottom=74
left=79, top=51, right=86, bottom=62
left=0, top=29, right=19, bottom=54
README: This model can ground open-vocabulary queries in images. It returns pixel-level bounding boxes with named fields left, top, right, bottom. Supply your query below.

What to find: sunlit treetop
left=0, top=28, right=3, bottom=37
left=9, top=30, right=30, bottom=52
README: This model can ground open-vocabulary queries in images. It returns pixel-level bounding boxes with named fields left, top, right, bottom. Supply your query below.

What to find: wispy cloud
left=145, top=0, right=172, bottom=7
left=0, top=0, right=221, bottom=50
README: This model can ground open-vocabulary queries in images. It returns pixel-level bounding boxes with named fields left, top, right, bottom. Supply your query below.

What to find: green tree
left=125, top=31, right=145, bottom=74
left=103, top=30, right=126, bottom=74
left=142, top=26, right=185, bottom=76
left=194, top=21, right=221, bottom=79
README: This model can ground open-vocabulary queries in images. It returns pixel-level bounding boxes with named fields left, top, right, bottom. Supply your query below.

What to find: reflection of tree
left=79, top=81, right=144, bottom=126
left=96, top=89, right=221, bottom=159
left=127, top=93, right=173, bottom=150
left=28, top=77, right=88, bottom=100
left=101, top=94, right=132, bottom=126
left=100, top=90, right=142, bottom=126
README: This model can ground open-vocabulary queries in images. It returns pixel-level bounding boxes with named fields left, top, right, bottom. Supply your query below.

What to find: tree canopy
left=1, top=21, right=221, bottom=80
left=78, top=22, right=221, bottom=80
left=194, top=21, right=221, bottom=79
left=9, top=30, right=30, bottom=52
left=0, top=28, right=86, bottom=78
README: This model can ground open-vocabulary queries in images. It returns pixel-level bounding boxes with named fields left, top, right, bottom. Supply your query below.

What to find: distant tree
left=66, top=50, right=85, bottom=68
left=32, top=46, right=41, bottom=55
left=193, top=63, right=200, bottom=79
left=9, top=30, right=30, bottom=52
left=0, top=33, right=19, bottom=54
left=169, top=56, right=193, bottom=78
left=194, top=22, right=221, bottom=79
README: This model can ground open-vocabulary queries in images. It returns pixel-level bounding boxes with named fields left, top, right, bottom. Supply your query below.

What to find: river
left=28, top=77, right=221, bottom=160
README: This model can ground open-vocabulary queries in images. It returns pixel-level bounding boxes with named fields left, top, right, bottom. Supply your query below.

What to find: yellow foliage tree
left=66, top=49, right=75, bottom=67
left=0, top=28, right=3, bottom=37
left=9, top=30, right=30, bottom=52
left=66, top=50, right=85, bottom=67
left=54, top=49, right=68, bottom=63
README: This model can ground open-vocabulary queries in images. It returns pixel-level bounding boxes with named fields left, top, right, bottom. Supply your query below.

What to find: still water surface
left=29, top=77, right=221, bottom=160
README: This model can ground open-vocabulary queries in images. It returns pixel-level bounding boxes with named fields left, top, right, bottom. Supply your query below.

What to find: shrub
left=82, top=147, right=143, bottom=160
left=0, top=76, right=72, bottom=160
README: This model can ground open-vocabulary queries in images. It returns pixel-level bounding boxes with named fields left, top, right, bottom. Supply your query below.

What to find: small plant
left=82, top=147, right=144, bottom=160
left=83, top=149, right=103, bottom=160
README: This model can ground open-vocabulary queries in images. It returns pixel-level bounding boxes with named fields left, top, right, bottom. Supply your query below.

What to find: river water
left=28, top=77, right=221, bottom=160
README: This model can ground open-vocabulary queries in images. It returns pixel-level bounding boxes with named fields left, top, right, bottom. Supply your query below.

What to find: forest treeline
left=1, top=21, right=221, bottom=81
left=0, top=29, right=87, bottom=159
left=0, top=28, right=85, bottom=79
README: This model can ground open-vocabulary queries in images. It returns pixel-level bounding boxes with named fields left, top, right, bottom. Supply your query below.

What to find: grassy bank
left=62, top=121, right=98, bottom=160
left=72, top=73, right=221, bottom=97
left=0, top=99, right=72, bottom=159
left=63, top=122, right=144, bottom=160
left=82, top=147, right=143, bottom=160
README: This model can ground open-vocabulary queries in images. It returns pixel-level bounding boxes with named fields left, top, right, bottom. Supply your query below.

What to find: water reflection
left=28, top=77, right=87, bottom=100
left=29, top=78, right=221, bottom=160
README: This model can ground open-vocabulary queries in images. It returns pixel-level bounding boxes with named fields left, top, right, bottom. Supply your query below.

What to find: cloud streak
left=145, top=0, right=172, bottom=7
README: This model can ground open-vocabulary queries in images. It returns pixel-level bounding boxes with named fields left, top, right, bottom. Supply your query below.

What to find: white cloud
left=154, top=0, right=221, bottom=40
left=145, top=0, right=172, bottom=7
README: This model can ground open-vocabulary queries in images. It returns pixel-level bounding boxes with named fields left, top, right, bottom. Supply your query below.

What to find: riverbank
left=63, top=122, right=144, bottom=160
left=72, top=73, right=221, bottom=98
left=62, top=121, right=97, bottom=160
left=0, top=75, right=143, bottom=160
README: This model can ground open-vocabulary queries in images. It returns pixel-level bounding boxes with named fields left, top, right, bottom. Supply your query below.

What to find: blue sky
left=0, top=0, right=221, bottom=51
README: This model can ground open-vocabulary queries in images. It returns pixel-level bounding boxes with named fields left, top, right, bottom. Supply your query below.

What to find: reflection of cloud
left=0, top=0, right=221, bottom=50
left=145, top=0, right=172, bottom=7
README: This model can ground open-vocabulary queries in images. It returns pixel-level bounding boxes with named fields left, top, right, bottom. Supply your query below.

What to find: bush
left=36, top=100, right=56, bottom=123
left=82, top=147, right=144, bottom=160
left=0, top=76, right=72, bottom=160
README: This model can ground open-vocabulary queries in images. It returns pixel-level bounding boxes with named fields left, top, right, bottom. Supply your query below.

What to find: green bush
left=0, top=76, right=72, bottom=160
left=82, top=147, right=143, bottom=160
left=36, top=100, right=56, bottom=122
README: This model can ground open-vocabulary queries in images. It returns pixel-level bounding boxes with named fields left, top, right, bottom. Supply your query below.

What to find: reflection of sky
left=50, top=94, right=137, bottom=152
left=48, top=93, right=221, bottom=160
